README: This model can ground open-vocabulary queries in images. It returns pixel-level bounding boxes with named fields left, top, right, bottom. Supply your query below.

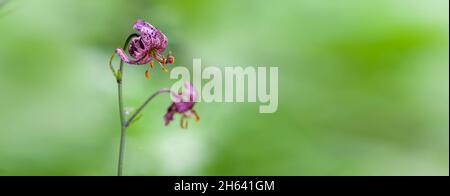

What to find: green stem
left=116, top=33, right=138, bottom=176
left=124, top=88, right=171, bottom=128
left=117, top=78, right=126, bottom=176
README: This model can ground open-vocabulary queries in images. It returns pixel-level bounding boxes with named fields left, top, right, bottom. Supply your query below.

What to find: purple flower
left=164, top=82, right=200, bottom=128
left=115, top=19, right=174, bottom=77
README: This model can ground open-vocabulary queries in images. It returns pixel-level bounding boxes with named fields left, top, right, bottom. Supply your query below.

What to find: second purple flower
left=164, top=82, right=200, bottom=128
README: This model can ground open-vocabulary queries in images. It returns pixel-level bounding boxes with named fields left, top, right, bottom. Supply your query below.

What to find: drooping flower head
left=164, top=82, right=200, bottom=128
left=115, top=19, right=175, bottom=79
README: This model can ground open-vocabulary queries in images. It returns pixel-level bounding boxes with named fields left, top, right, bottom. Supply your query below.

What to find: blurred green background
left=0, top=0, right=448, bottom=176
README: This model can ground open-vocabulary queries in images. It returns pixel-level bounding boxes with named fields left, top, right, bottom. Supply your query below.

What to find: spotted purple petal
left=116, top=19, right=169, bottom=65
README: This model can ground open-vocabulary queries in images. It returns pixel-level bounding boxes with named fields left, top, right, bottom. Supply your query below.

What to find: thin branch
left=124, top=88, right=171, bottom=128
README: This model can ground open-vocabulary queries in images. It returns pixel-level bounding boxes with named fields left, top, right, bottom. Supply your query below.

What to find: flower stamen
left=150, top=60, right=154, bottom=69
left=191, top=109, right=200, bottom=123
left=145, top=69, right=150, bottom=80
left=180, top=115, right=189, bottom=128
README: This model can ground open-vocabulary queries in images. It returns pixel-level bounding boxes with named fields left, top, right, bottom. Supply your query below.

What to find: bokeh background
left=0, top=0, right=448, bottom=176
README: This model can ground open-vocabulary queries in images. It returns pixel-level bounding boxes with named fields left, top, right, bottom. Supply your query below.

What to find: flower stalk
left=124, top=88, right=171, bottom=128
